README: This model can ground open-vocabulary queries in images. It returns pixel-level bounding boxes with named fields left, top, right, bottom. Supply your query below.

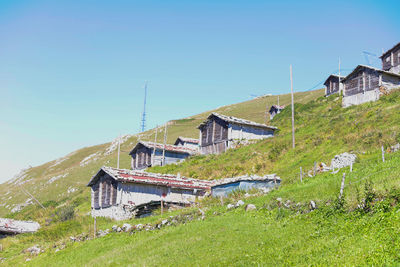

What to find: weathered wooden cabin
left=87, top=167, right=213, bottom=220
left=198, top=113, right=277, bottom=155
left=268, top=105, right=285, bottom=120
left=211, top=174, right=280, bottom=198
left=380, top=42, right=400, bottom=74
left=129, top=141, right=197, bottom=170
left=174, top=137, right=199, bottom=150
left=324, top=74, right=344, bottom=96
left=342, top=65, right=400, bottom=107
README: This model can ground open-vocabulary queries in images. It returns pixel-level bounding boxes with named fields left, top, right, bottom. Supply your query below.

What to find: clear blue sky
left=0, top=0, right=399, bottom=182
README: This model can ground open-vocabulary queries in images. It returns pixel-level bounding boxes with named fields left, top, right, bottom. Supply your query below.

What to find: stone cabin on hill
left=324, top=74, right=344, bottom=96
left=87, top=167, right=212, bottom=220
left=380, top=42, right=400, bottom=74
left=129, top=141, right=197, bottom=170
left=268, top=105, right=285, bottom=120
left=341, top=65, right=400, bottom=107
left=198, top=113, right=277, bottom=155
left=174, top=137, right=199, bottom=150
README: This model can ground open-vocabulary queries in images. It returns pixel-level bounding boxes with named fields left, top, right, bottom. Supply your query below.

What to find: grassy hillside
left=4, top=147, right=400, bottom=266
left=0, top=89, right=322, bottom=217
left=2, top=88, right=400, bottom=265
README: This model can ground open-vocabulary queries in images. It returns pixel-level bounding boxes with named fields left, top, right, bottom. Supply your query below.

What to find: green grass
left=3, top=88, right=400, bottom=265
left=3, top=151, right=400, bottom=266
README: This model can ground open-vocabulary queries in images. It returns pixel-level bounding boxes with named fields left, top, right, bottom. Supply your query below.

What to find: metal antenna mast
left=140, top=81, right=148, bottom=132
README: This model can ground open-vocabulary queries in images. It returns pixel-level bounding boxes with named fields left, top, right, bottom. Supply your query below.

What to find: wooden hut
left=198, top=113, right=277, bottom=155
left=87, top=167, right=213, bottom=220
left=380, top=42, right=400, bottom=74
left=268, top=105, right=285, bottom=120
left=342, top=65, right=400, bottom=107
left=174, top=137, right=199, bottom=150
left=324, top=74, right=344, bottom=96
left=129, top=141, right=197, bottom=170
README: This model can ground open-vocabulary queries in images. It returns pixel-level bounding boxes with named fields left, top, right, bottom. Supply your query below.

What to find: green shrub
left=56, top=205, right=75, bottom=221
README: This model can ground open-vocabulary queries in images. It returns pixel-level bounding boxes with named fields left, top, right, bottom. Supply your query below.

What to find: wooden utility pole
left=162, top=123, right=168, bottom=166
left=93, top=216, right=97, bottom=239
left=290, top=65, right=295, bottom=149
left=339, top=173, right=346, bottom=199
left=338, top=57, right=341, bottom=94
left=300, top=167, right=303, bottom=182
left=152, top=126, right=158, bottom=166
left=117, top=134, right=121, bottom=169
left=313, top=162, right=316, bottom=176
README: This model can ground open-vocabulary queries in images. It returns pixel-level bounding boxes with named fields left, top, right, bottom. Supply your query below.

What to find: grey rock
left=112, top=225, right=118, bottom=232
left=310, top=200, right=316, bottom=210
left=227, top=204, right=235, bottom=210
left=122, top=223, right=132, bottom=232
left=161, top=219, right=168, bottom=225
left=236, top=200, right=245, bottom=207
left=136, top=224, right=143, bottom=230
left=245, top=204, right=256, bottom=211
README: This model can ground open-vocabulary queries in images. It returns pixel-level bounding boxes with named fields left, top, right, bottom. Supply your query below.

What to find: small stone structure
left=342, top=65, right=400, bottom=107
left=129, top=141, right=197, bottom=170
left=174, top=137, right=199, bottom=150
left=211, top=174, right=280, bottom=197
left=380, top=42, right=400, bottom=74
left=87, top=167, right=213, bottom=220
left=198, top=113, right=277, bottom=155
left=0, top=218, right=40, bottom=235
left=324, top=74, right=344, bottom=96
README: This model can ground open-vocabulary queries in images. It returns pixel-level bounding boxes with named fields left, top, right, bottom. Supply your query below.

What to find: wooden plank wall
left=344, top=69, right=380, bottom=96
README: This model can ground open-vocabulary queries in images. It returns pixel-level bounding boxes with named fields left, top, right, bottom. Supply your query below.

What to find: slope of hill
left=0, top=89, right=322, bottom=217
left=2, top=88, right=400, bottom=265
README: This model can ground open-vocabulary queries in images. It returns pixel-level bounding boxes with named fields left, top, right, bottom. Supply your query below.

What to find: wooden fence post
left=300, top=167, right=303, bottom=183
left=382, top=145, right=385, bottom=162
left=350, top=162, right=353, bottom=172
left=339, top=173, right=346, bottom=199
left=313, top=162, right=316, bottom=176
left=93, top=216, right=97, bottom=239
left=161, top=199, right=164, bottom=215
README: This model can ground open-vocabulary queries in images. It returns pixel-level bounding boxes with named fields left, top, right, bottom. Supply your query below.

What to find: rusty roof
left=87, top=166, right=213, bottom=190
left=129, top=141, right=198, bottom=156
left=198, top=112, right=277, bottom=130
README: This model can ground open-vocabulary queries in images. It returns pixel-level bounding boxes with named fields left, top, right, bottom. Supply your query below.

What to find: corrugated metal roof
left=175, top=137, right=199, bottom=144
left=88, top=166, right=213, bottom=190
left=130, top=141, right=198, bottom=155
left=198, top=112, right=278, bottom=130
left=212, top=174, right=280, bottom=187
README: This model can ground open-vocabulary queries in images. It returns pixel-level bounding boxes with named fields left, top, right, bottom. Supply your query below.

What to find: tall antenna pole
left=290, top=65, right=295, bottom=149
left=140, top=81, right=148, bottom=132
left=162, top=123, right=168, bottom=166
